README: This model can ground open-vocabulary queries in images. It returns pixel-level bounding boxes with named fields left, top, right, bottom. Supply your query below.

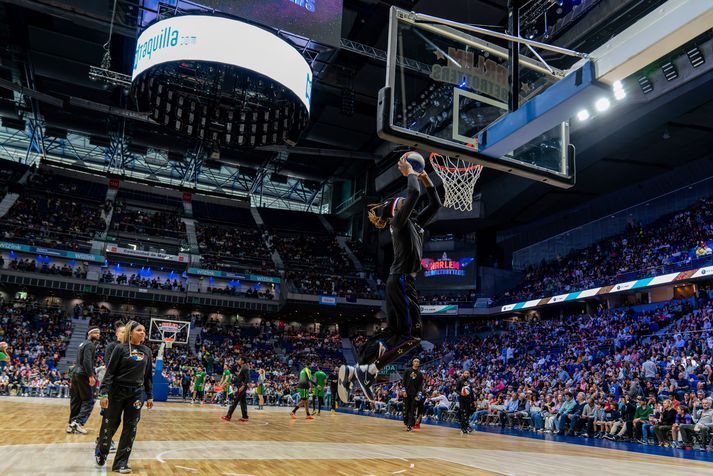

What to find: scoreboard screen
left=416, top=250, right=477, bottom=290
left=199, top=0, right=343, bottom=47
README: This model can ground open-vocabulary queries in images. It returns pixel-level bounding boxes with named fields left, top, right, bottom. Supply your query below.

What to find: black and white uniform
left=69, top=338, right=97, bottom=426
left=357, top=174, right=441, bottom=368
left=96, top=343, right=153, bottom=471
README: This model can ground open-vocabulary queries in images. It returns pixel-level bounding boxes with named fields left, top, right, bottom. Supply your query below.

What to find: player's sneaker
left=331, top=409, right=336, bottom=415
left=353, top=365, right=376, bottom=402
left=95, top=447, right=106, bottom=467
left=239, top=417, right=249, bottom=422
left=221, top=415, right=231, bottom=422
left=290, top=412, right=297, bottom=419
left=66, top=424, right=74, bottom=434
left=71, top=421, right=88, bottom=434
left=306, top=415, right=314, bottom=420
left=116, top=464, right=132, bottom=473
left=413, top=423, right=421, bottom=430
left=337, top=365, right=354, bottom=404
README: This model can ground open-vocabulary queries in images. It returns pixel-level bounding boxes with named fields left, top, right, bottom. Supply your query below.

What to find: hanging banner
left=187, top=267, right=281, bottom=284
left=420, top=304, right=458, bottom=315
left=105, top=245, right=189, bottom=263
left=319, top=295, right=337, bottom=306
left=0, top=241, right=104, bottom=263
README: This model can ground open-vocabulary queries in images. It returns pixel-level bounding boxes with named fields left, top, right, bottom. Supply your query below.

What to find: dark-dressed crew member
left=68, top=327, right=100, bottom=434
left=402, top=358, right=424, bottom=431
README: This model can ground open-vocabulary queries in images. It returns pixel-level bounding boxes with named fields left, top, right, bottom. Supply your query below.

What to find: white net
left=429, top=153, right=483, bottom=211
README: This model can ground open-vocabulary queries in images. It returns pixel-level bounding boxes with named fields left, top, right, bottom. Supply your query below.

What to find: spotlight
left=637, top=76, right=654, bottom=94
left=576, top=109, right=590, bottom=121
left=661, top=61, right=678, bottom=81
left=612, top=80, right=626, bottom=101
left=687, top=46, right=705, bottom=68
left=594, top=97, right=610, bottom=112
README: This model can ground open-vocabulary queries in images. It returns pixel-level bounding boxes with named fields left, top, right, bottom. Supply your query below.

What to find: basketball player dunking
left=339, top=157, right=441, bottom=402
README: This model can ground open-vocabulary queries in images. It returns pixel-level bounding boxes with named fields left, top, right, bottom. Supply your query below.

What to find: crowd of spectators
left=2, top=257, right=88, bottom=279
left=418, top=290, right=478, bottom=305
left=111, top=202, right=186, bottom=237
left=205, top=285, right=275, bottom=300
left=346, top=297, right=713, bottom=450
left=1, top=194, right=105, bottom=251
left=0, top=302, right=73, bottom=397
left=197, top=224, right=276, bottom=273
left=272, top=233, right=353, bottom=272
left=500, top=195, right=713, bottom=303
left=99, top=270, right=186, bottom=292
left=288, top=272, right=381, bottom=299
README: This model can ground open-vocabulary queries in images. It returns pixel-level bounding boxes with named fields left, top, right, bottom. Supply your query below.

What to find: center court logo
left=133, top=26, right=180, bottom=72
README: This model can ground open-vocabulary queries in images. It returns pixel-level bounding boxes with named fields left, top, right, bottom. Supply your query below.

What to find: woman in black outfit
left=95, top=320, right=154, bottom=473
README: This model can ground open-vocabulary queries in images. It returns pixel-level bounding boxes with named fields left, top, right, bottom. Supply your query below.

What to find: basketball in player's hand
left=400, top=151, right=426, bottom=173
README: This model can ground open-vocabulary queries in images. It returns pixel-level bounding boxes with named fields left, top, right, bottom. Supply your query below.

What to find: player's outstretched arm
left=391, top=159, right=421, bottom=229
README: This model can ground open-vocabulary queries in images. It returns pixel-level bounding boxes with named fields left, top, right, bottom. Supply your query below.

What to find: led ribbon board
left=132, top=15, right=312, bottom=112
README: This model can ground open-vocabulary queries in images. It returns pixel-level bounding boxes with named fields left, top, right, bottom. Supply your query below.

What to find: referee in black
left=224, top=356, right=249, bottom=422
left=68, top=327, right=100, bottom=434
left=402, top=358, right=423, bottom=432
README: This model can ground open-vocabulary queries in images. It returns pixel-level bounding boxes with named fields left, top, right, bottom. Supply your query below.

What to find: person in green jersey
left=291, top=364, right=315, bottom=420
left=218, top=363, right=232, bottom=407
left=312, top=366, right=328, bottom=415
left=192, top=366, right=206, bottom=404
left=256, top=368, right=266, bottom=410
left=0, top=341, right=10, bottom=364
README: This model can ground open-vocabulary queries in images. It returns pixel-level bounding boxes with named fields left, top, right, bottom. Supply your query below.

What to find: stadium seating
left=498, top=195, right=713, bottom=303
left=0, top=303, right=72, bottom=397
left=0, top=170, right=106, bottom=252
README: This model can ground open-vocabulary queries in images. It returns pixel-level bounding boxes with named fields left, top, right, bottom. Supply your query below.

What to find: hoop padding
left=429, top=153, right=483, bottom=212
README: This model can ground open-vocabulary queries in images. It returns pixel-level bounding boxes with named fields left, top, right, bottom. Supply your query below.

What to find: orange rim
left=429, top=152, right=483, bottom=173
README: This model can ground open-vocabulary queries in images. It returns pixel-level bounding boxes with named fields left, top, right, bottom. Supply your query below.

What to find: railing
left=497, top=253, right=713, bottom=305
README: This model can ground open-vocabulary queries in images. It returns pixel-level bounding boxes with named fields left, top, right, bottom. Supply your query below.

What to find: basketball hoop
left=163, top=337, right=175, bottom=349
left=429, top=151, right=483, bottom=212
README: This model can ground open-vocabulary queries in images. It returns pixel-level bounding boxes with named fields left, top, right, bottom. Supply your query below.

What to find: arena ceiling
left=0, top=0, right=712, bottom=229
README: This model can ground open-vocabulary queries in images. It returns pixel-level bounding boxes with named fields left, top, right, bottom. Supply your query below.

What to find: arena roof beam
left=578, top=0, right=713, bottom=84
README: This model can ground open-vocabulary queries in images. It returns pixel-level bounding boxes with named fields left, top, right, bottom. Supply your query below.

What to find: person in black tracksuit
left=341, top=157, right=441, bottom=402
left=329, top=368, right=339, bottom=411
left=68, top=327, right=100, bottom=434
left=96, top=321, right=125, bottom=449
left=456, top=371, right=474, bottom=434
left=181, top=371, right=192, bottom=401
left=95, top=321, right=153, bottom=473
left=402, top=358, right=424, bottom=431
left=225, top=357, right=249, bottom=421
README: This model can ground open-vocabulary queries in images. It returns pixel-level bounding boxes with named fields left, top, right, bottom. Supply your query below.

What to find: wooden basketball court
left=1, top=397, right=712, bottom=475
